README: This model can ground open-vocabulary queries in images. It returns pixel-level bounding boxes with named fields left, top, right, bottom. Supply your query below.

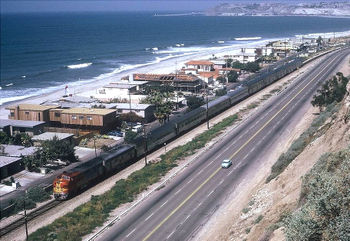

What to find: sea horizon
left=1, top=11, right=350, bottom=105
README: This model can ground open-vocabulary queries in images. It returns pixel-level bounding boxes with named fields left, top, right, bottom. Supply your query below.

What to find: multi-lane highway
left=95, top=48, right=350, bottom=241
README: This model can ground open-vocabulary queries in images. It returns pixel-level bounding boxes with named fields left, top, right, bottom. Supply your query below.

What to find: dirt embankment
left=197, top=54, right=350, bottom=241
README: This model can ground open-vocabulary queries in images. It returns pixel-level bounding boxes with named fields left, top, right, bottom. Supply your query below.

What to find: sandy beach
left=0, top=39, right=275, bottom=119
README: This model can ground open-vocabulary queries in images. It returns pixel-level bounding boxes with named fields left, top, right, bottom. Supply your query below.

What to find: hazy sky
left=1, top=0, right=336, bottom=13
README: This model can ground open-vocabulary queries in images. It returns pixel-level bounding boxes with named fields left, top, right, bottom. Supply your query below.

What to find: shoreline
left=1, top=28, right=349, bottom=119
left=0, top=38, right=274, bottom=118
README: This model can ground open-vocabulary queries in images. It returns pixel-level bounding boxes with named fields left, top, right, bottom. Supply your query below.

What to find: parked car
left=108, top=131, right=124, bottom=137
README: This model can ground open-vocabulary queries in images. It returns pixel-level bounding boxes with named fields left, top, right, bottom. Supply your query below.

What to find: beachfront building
left=0, top=119, right=46, bottom=136
left=6, top=104, right=59, bottom=122
left=56, top=108, right=117, bottom=132
left=133, top=73, right=203, bottom=93
left=224, top=52, right=257, bottom=64
left=115, top=103, right=156, bottom=122
left=92, top=81, right=148, bottom=103
left=184, top=60, right=214, bottom=72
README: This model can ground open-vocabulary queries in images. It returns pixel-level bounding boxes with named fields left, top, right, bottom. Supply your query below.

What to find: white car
left=221, top=159, right=232, bottom=168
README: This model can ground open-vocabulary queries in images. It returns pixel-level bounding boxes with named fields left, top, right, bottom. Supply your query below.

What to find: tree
left=231, top=61, right=245, bottom=69
left=124, top=130, right=138, bottom=144
left=244, top=61, right=260, bottom=72
left=41, top=136, right=76, bottom=163
left=119, top=112, right=144, bottom=123
left=216, top=76, right=226, bottom=84
left=215, top=89, right=227, bottom=96
left=186, top=96, right=205, bottom=111
left=227, top=71, right=239, bottom=82
left=225, top=58, right=233, bottom=68
left=143, top=90, right=174, bottom=124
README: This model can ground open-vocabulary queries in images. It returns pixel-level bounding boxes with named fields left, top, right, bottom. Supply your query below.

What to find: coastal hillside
left=207, top=2, right=350, bottom=17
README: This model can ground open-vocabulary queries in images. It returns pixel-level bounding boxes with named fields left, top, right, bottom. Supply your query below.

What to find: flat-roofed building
left=60, top=108, right=117, bottom=131
left=32, top=132, right=74, bottom=145
left=133, top=73, right=202, bottom=93
left=0, top=119, right=45, bottom=136
left=6, top=104, right=59, bottom=122
left=115, top=103, right=156, bottom=122
left=0, top=156, right=22, bottom=179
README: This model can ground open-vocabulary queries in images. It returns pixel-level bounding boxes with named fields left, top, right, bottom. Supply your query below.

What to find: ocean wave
left=67, top=63, right=93, bottom=69
left=295, top=30, right=350, bottom=39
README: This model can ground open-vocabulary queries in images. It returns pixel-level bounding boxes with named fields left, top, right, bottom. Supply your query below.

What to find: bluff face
left=206, top=2, right=350, bottom=17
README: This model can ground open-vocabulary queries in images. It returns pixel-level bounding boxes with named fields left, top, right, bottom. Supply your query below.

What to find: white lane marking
left=228, top=169, right=235, bottom=175
left=184, top=214, right=191, bottom=221
left=175, top=188, right=183, bottom=195
left=219, top=179, right=224, bottom=185
left=187, top=178, right=194, bottom=184
left=160, top=200, right=168, bottom=208
left=197, top=169, right=204, bottom=175
left=145, top=212, right=154, bottom=221
left=243, top=153, right=249, bottom=159
left=196, top=202, right=202, bottom=209
left=207, top=190, right=214, bottom=197
left=166, top=230, right=175, bottom=240
left=126, top=228, right=136, bottom=238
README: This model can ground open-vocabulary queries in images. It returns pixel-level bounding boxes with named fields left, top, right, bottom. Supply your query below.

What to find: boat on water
left=234, top=37, right=262, bottom=41
left=217, top=40, right=225, bottom=44
left=152, top=47, right=159, bottom=51
left=5, top=83, right=14, bottom=87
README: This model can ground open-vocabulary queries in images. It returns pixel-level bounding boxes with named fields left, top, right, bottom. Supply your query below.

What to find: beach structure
left=133, top=73, right=203, bottom=93
left=224, top=51, right=257, bottom=63
left=49, top=108, right=117, bottom=132
left=115, top=103, right=156, bottom=122
left=92, top=81, right=148, bottom=103
left=0, top=119, right=46, bottom=136
left=184, top=60, right=214, bottom=72
left=6, top=104, right=59, bottom=122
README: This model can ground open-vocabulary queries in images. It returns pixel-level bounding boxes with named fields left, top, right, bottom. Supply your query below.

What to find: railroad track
left=0, top=199, right=61, bottom=237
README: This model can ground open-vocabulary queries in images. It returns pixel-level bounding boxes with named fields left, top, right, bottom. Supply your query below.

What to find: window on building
left=25, top=111, right=29, bottom=115
left=10, top=112, right=14, bottom=117
left=79, top=116, right=84, bottom=120
left=87, top=116, right=92, bottom=120
left=72, top=115, right=77, bottom=120
left=55, top=112, right=61, bottom=117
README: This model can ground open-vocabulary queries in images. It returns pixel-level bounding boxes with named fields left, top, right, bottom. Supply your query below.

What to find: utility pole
left=93, top=137, right=97, bottom=158
left=143, top=124, right=148, bottom=165
left=206, top=86, right=209, bottom=129
left=23, top=191, right=28, bottom=241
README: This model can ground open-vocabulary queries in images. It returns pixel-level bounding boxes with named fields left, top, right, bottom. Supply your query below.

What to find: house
left=0, top=145, right=37, bottom=179
left=0, top=119, right=46, bottom=136
left=224, top=52, right=257, bottom=64
left=6, top=104, right=59, bottom=122
left=115, top=103, right=156, bottom=122
left=133, top=73, right=203, bottom=93
left=0, top=156, right=22, bottom=180
left=198, top=72, right=215, bottom=84
left=184, top=60, right=214, bottom=72
left=58, top=108, right=117, bottom=131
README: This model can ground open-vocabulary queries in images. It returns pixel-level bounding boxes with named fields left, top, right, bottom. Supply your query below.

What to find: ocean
left=1, top=12, right=350, bottom=105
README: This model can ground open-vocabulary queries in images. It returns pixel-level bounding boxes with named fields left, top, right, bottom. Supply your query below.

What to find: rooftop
left=0, top=145, right=37, bottom=157
left=32, top=132, right=74, bottom=141
left=6, top=104, right=59, bottom=111
left=61, top=108, right=116, bottom=115
left=185, top=60, right=214, bottom=66
left=0, top=156, right=22, bottom=168
left=133, top=73, right=200, bottom=83
left=0, top=119, right=45, bottom=128
left=115, top=103, right=153, bottom=110
left=198, top=72, right=215, bottom=78
left=103, top=83, right=138, bottom=89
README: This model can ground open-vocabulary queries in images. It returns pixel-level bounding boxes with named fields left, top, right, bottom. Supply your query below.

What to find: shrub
left=27, top=186, right=51, bottom=203
left=254, top=215, right=264, bottom=224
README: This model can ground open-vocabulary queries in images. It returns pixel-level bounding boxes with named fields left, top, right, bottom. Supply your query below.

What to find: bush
left=124, top=130, right=138, bottom=144
left=27, top=186, right=51, bottom=203
left=254, top=215, right=264, bottom=224
left=266, top=103, right=339, bottom=182
left=186, top=96, right=205, bottom=111
left=284, top=147, right=350, bottom=241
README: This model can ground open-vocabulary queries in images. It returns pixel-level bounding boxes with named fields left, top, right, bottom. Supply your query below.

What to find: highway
left=95, top=48, right=350, bottom=241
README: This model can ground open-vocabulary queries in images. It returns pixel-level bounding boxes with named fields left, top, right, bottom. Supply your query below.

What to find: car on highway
left=221, top=159, right=232, bottom=168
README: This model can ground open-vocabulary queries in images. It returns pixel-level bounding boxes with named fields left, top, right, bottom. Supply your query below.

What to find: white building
left=184, top=60, right=214, bottom=72
left=115, top=103, right=156, bottom=122
left=92, top=81, right=148, bottom=103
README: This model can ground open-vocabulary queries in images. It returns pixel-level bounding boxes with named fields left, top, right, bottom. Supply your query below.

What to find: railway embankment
left=0, top=51, right=335, bottom=241
left=197, top=57, right=350, bottom=241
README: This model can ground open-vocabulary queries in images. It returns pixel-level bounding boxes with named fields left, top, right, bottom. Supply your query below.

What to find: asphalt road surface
left=96, top=48, right=350, bottom=241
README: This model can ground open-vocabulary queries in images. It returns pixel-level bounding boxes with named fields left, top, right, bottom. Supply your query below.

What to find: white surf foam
left=67, top=63, right=92, bottom=69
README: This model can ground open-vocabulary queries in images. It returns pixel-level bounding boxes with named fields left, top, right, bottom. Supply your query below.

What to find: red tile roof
left=185, top=60, right=214, bottom=66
